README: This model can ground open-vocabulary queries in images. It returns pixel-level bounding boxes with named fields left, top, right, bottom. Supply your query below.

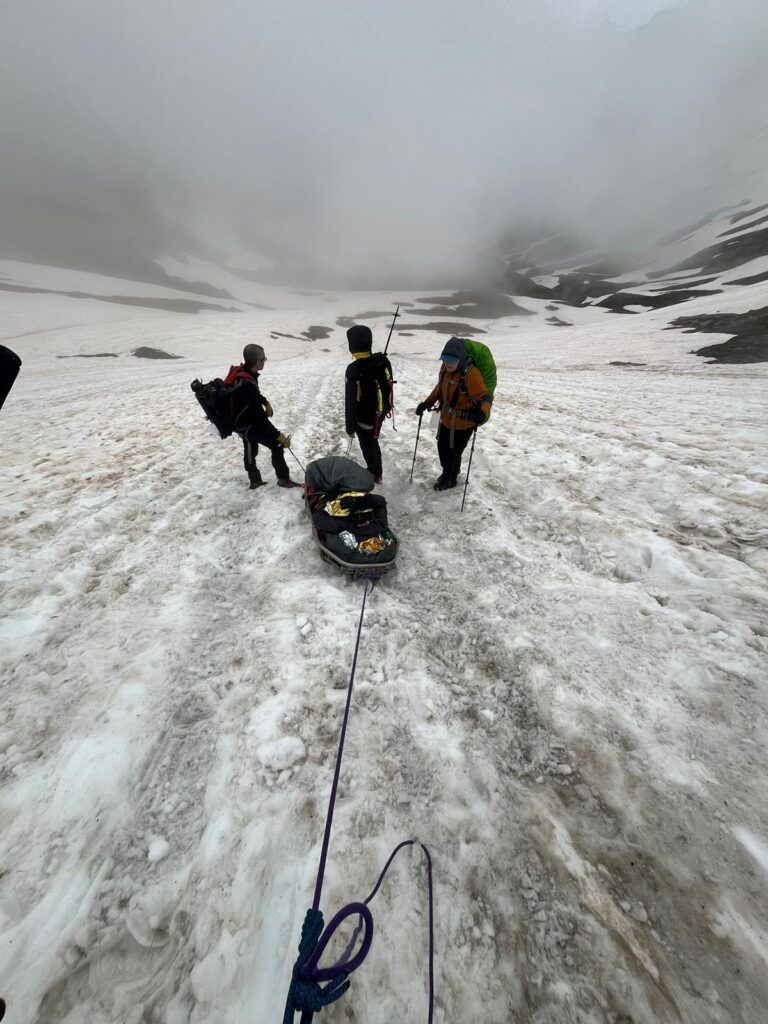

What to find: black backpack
left=190, top=378, right=244, bottom=439
left=368, top=353, right=394, bottom=420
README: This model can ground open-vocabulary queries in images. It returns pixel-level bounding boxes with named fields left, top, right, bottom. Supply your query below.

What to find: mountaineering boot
left=248, top=467, right=265, bottom=489
left=433, top=476, right=452, bottom=491
left=374, top=474, right=383, bottom=485
left=277, top=477, right=302, bottom=489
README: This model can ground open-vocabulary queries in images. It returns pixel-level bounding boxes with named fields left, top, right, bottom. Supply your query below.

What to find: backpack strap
left=224, top=364, right=259, bottom=387
left=459, top=361, right=491, bottom=413
left=459, top=364, right=470, bottom=401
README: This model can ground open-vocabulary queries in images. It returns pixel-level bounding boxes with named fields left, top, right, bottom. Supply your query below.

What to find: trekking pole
left=460, top=427, right=478, bottom=512
left=409, top=413, right=423, bottom=484
left=345, top=435, right=353, bottom=458
left=382, top=305, right=400, bottom=356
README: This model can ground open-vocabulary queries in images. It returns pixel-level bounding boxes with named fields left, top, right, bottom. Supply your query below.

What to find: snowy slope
left=504, top=197, right=768, bottom=330
left=1, top=272, right=768, bottom=1023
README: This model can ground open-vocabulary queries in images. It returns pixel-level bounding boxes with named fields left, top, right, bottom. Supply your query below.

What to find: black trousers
left=355, top=427, right=382, bottom=479
left=241, top=432, right=289, bottom=482
left=437, top=424, right=473, bottom=484
left=0, top=345, right=21, bottom=412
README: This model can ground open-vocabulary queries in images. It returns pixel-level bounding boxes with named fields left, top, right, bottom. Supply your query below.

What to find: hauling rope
left=282, top=576, right=435, bottom=1023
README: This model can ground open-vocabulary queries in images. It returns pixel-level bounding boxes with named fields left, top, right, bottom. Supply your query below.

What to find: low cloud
left=2, top=0, right=767, bottom=285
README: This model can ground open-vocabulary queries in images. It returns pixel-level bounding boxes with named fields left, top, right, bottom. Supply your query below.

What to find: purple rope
left=292, top=575, right=436, bottom=1023
left=300, top=840, right=435, bottom=1023
left=300, top=902, right=374, bottom=983
left=362, top=840, right=435, bottom=1024
left=311, top=575, right=374, bottom=913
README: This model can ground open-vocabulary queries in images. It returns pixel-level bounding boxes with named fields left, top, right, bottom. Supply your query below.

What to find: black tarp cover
left=304, top=456, right=375, bottom=495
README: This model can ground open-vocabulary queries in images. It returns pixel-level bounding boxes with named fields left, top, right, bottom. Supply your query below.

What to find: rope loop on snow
left=361, top=840, right=435, bottom=1024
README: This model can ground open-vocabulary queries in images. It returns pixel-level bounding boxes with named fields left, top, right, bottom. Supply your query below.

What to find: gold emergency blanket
left=324, top=491, right=370, bottom=517
left=357, top=536, right=392, bottom=556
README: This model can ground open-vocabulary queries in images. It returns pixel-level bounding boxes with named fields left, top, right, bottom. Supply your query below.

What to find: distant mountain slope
left=496, top=198, right=768, bottom=361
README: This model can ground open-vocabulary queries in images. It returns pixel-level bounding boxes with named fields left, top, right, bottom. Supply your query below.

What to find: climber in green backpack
left=415, top=337, right=496, bottom=490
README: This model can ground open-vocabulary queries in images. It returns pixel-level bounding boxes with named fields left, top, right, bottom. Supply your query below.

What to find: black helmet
left=346, top=325, right=372, bottom=354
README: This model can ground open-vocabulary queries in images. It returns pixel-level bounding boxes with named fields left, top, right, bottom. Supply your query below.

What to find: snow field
left=0, top=274, right=767, bottom=1023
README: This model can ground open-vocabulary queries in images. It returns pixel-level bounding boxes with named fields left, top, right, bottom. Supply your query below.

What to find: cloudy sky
left=1, top=0, right=767, bottom=285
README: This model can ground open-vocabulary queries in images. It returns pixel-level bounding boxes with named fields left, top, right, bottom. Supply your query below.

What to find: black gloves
left=415, top=402, right=429, bottom=417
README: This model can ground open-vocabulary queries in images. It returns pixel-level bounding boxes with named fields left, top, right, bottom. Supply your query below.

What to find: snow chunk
left=148, top=835, right=171, bottom=863
left=191, top=928, right=240, bottom=1001
left=734, top=827, right=768, bottom=876
left=256, top=736, right=306, bottom=771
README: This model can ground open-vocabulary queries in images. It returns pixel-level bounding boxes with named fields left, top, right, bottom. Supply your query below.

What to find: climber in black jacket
left=344, top=325, right=393, bottom=484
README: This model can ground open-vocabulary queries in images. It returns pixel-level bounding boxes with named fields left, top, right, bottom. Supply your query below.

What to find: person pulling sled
left=223, top=343, right=300, bottom=490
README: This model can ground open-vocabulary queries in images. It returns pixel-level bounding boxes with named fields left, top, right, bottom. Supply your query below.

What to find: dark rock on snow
left=414, top=291, right=533, bottom=318
left=649, top=276, right=721, bottom=291
left=717, top=213, right=768, bottom=238
left=498, top=270, right=554, bottom=299
left=725, top=269, right=768, bottom=287
left=597, top=289, right=721, bottom=312
left=0, top=282, right=240, bottom=315
left=552, top=273, right=641, bottom=306
left=728, top=202, right=768, bottom=224
left=301, top=325, right=332, bottom=340
left=394, top=321, right=487, bottom=335
left=662, top=226, right=768, bottom=277
left=132, top=347, right=182, bottom=359
left=668, top=306, right=768, bottom=364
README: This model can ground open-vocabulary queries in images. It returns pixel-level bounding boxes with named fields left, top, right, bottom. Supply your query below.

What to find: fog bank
left=2, top=0, right=768, bottom=286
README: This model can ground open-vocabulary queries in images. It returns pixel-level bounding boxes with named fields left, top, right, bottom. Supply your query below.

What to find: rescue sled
left=304, top=456, right=398, bottom=578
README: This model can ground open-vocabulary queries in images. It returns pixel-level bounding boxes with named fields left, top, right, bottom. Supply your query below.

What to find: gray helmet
left=243, top=343, right=266, bottom=366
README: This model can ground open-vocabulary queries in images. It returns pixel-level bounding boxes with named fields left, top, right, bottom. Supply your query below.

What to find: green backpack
left=461, top=338, right=497, bottom=423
